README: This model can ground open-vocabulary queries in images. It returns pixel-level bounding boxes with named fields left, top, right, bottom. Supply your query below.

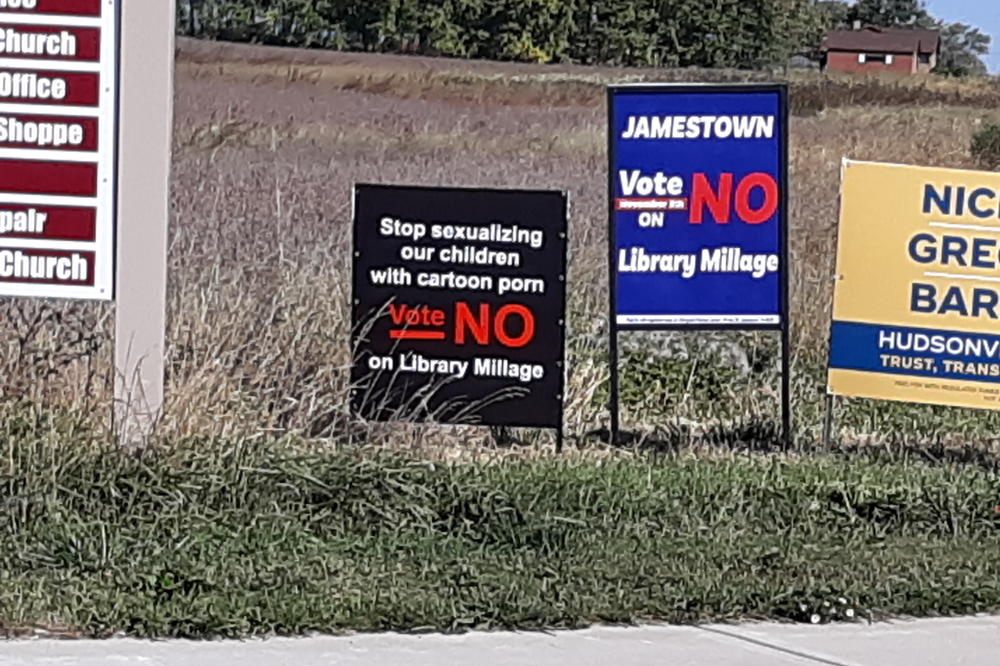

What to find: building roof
left=822, top=27, right=940, bottom=55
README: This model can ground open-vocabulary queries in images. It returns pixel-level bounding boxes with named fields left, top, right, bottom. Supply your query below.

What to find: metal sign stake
left=822, top=393, right=836, bottom=451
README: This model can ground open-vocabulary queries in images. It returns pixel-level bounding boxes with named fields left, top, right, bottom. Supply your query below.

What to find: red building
left=821, top=26, right=940, bottom=74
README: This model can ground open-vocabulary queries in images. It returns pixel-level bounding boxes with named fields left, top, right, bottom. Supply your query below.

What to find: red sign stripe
left=0, top=248, right=94, bottom=286
left=0, top=25, right=102, bottom=61
left=0, top=159, right=97, bottom=196
left=0, top=0, right=102, bottom=16
left=0, top=203, right=96, bottom=240
left=0, top=70, right=101, bottom=106
left=615, top=197, right=689, bottom=211
left=0, top=114, right=99, bottom=151
left=390, top=329, right=448, bottom=340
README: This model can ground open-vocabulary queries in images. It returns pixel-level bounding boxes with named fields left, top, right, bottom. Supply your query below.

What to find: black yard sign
left=351, top=184, right=568, bottom=431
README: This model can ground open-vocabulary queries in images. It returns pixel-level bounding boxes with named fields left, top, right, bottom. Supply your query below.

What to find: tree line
left=176, top=0, right=991, bottom=76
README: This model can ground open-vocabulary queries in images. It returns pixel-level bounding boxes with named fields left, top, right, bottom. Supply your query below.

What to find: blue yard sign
left=609, top=84, right=788, bottom=328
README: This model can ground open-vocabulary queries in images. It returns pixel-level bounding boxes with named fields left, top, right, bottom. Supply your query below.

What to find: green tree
left=815, top=0, right=850, bottom=29
left=568, top=0, right=660, bottom=66
left=847, top=0, right=931, bottom=28
left=478, top=0, right=577, bottom=62
left=174, top=0, right=868, bottom=70
left=936, top=22, right=991, bottom=77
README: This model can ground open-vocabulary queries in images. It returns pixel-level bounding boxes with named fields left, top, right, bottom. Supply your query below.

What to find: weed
left=1, top=429, right=999, bottom=637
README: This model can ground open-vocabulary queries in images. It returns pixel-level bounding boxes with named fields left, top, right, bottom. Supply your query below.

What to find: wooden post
left=114, top=0, right=176, bottom=447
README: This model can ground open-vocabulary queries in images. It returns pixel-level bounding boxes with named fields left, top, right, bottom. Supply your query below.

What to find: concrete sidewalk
left=1, top=616, right=997, bottom=665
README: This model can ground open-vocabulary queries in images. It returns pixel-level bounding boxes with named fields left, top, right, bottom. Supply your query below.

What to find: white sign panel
left=0, top=0, right=117, bottom=300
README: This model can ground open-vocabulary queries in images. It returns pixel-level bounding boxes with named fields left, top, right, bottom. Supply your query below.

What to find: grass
left=176, top=38, right=1000, bottom=115
left=1, top=414, right=1000, bottom=638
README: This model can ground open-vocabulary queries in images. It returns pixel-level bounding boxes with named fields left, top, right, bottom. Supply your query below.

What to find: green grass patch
left=2, top=420, right=1000, bottom=637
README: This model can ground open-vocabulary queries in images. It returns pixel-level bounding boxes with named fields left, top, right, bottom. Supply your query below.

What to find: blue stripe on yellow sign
left=830, top=320, right=1000, bottom=384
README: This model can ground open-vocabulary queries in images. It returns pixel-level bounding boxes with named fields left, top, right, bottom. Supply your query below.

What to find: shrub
left=971, top=122, right=1000, bottom=170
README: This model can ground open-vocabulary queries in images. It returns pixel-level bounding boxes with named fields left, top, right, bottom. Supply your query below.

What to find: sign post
left=114, top=1, right=174, bottom=446
left=828, top=160, right=1000, bottom=419
left=607, top=84, right=790, bottom=448
left=351, top=184, right=568, bottom=447
left=0, top=0, right=119, bottom=299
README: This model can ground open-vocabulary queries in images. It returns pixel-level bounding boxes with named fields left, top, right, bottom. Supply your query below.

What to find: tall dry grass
left=1, top=41, right=998, bottom=452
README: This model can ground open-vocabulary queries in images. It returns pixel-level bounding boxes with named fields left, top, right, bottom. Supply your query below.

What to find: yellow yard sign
left=828, top=160, right=1000, bottom=410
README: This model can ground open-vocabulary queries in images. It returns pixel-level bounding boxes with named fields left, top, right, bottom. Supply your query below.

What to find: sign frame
left=349, top=182, right=569, bottom=450
left=606, top=83, right=791, bottom=448
left=0, top=0, right=122, bottom=301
